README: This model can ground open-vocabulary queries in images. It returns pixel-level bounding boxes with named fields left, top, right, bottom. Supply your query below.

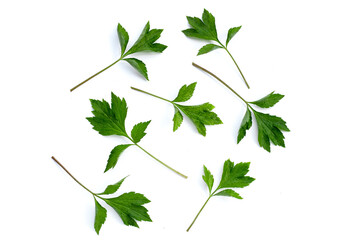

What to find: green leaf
left=202, top=165, right=214, bottom=193
left=94, top=198, right=107, bottom=234
left=219, top=160, right=255, bottom=189
left=253, top=110, right=290, bottom=152
left=226, top=26, right=242, bottom=46
left=86, top=94, right=128, bottom=136
left=125, top=22, right=167, bottom=55
left=182, top=9, right=218, bottom=41
left=104, top=192, right=151, bottom=227
left=172, top=107, right=183, bottom=132
left=175, top=103, right=222, bottom=136
left=105, top=144, right=133, bottom=172
left=250, top=92, right=284, bottom=108
left=202, top=9, right=217, bottom=38
left=186, top=159, right=254, bottom=231
left=117, top=23, right=129, bottom=55
left=123, top=58, right=149, bottom=80
left=237, top=107, right=252, bottom=143
left=197, top=44, right=222, bottom=56
left=131, top=120, right=151, bottom=143
left=98, top=176, right=128, bottom=195
left=215, top=189, right=242, bottom=199
left=173, top=82, right=197, bottom=102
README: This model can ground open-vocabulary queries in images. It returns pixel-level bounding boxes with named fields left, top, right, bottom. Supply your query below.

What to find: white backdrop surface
left=0, top=0, right=359, bottom=239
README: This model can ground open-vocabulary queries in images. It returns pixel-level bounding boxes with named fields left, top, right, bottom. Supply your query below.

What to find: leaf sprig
left=183, top=9, right=250, bottom=89
left=70, top=22, right=167, bottom=92
left=87, top=92, right=187, bottom=178
left=51, top=156, right=151, bottom=234
left=131, top=82, right=222, bottom=136
left=187, top=159, right=255, bottom=231
left=193, top=62, right=289, bottom=152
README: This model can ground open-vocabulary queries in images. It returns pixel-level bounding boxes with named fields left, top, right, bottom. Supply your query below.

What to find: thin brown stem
left=51, top=156, right=95, bottom=195
left=192, top=62, right=249, bottom=106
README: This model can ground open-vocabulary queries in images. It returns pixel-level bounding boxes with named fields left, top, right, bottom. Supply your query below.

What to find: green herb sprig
left=182, top=9, right=249, bottom=88
left=193, top=63, right=289, bottom=152
left=87, top=92, right=187, bottom=178
left=131, top=82, right=222, bottom=136
left=51, top=156, right=151, bottom=234
left=187, top=159, right=255, bottom=231
left=70, top=22, right=167, bottom=92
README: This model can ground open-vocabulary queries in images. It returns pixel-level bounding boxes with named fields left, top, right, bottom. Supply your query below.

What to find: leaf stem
left=218, top=42, right=250, bottom=89
left=192, top=62, right=250, bottom=107
left=130, top=87, right=173, bottom=103
left=133, top=143, right=188, bottom=179
left=70, top=57, right=122, bottom=92
left=186, top=193, right=213, bottom=231
left=51, top=156, right=97, bottom=196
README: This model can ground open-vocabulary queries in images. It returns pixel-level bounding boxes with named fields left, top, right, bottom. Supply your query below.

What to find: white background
left=1, top=0, right=359, bottom=239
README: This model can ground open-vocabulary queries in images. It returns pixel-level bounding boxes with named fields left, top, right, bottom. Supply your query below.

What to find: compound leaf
left=219, top=160, right=255, bottom=189
left=175, top=103, right=222, bottom=136
left=126, top=22, right=167, bottom=55
left=104, top=192, right=151, bottom=228
left=183, top=9, right=218, bottom=41
left=87, top=94, right=127, bottom=137
left=253, top=110, right=289, bottom=152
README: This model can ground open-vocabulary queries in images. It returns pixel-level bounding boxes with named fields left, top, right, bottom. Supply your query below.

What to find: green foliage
left=104, top=192, right=152, bottom=228
left=131, top=121, right=151, bottom=143
left=132, top=83, right=222, bottom=136
left=175, top=103, right=222, bottom=136
left=98, top=176, right=128, bottom=195
left=226, top=26, right=242, bottom=46
left=253, top=110, right=289, bottom=152
left=187, top=159, right=254, bottom=231
left=183, top=9, right=218, bottom=41
left=120, top=21, right=166, bottom=79
left=123, top=58, right=149, bottom=80
left=197, top=44, right=222, bottom=55
left=70, top=21, right=167, bottom=91
left=236, top=92, right=289, bottom=152
left=51, top=156, right=151, bottom=234
left=202, top=165, right=214, bottom=193
left=218, top=160, right=254, bottom=189
left=87, top=93, right=147, bottom=171
left=183, top=9, right=250, bottom=88
left=214, top=189, right=242, bottom=199
left=172, top=82, right=197, bottom=103
left=237, top=107, right=252, bottom=143
left=125, top=22, right=167, bottom=55
left=250, top=92, right=284, bottom=108
left=88, top=93, right=186, bottom=177
left=117, top=23, right=129, bottom=55
left=94, top=178, right=151, bottom=232
left=94, top=198, right=107, bottom=234
left=172, top=107, right=183, bottom=131
left=105, top=144, right=133, bottom=172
